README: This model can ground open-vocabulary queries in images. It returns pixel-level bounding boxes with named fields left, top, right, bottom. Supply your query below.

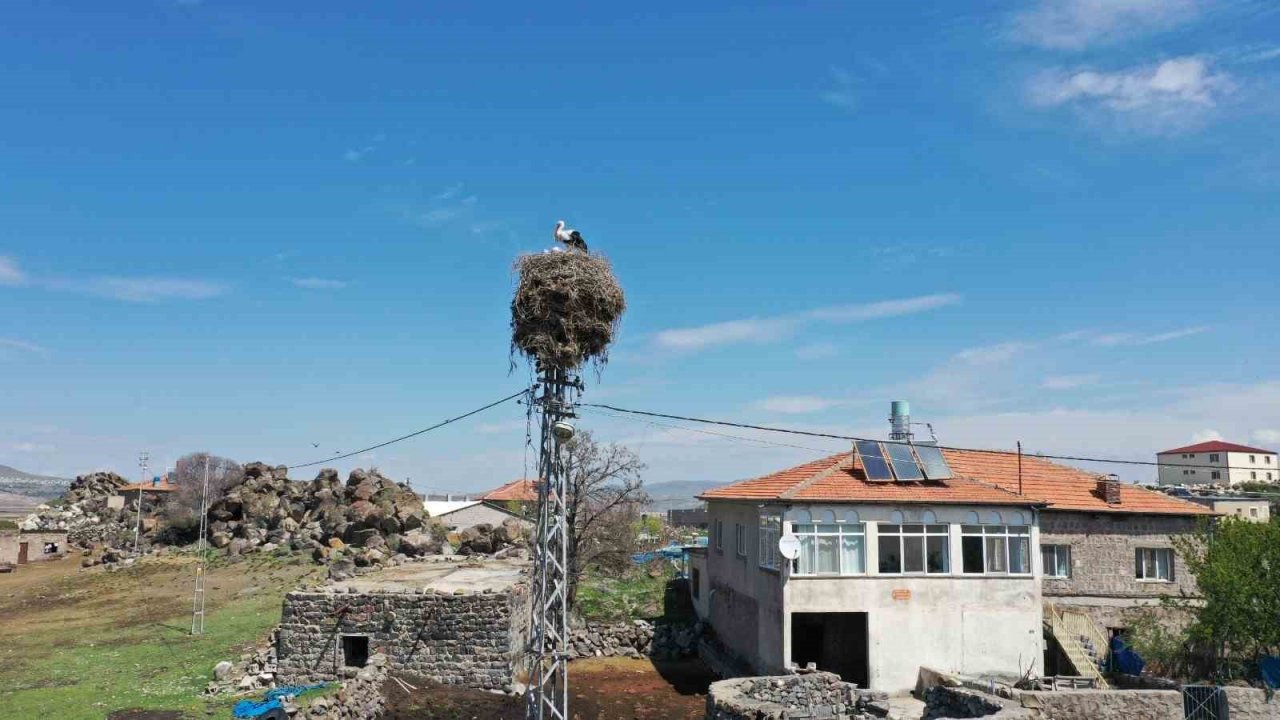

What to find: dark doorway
left=342, top=635, right=369, bottom=668
left=791, top=612, right=869, bottom=689
left=17, top=542, right=28, bottom=564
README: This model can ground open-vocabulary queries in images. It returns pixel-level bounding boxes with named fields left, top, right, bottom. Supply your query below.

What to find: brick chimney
left=1097, top=475, right=1122, bottom=505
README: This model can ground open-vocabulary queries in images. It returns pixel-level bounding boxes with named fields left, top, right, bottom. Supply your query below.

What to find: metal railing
left=1046, top=603, right=1111, bottom=689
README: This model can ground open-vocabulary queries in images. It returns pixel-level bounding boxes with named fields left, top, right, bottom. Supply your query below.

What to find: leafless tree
left=563, top=431, right=648, bottom=608
left=165, top=452, right=243, bottom=521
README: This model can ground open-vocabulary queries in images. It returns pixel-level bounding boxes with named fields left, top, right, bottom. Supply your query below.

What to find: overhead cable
left=287, top=387, right=531, bottom=470
left=582, top=402, right=1264, bottom=472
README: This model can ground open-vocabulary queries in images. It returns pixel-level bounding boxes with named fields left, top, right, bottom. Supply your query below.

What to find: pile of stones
left=206, top=630, right=280, bottom=695
left=20, top=471, right=133, bottom=546
left=290, top=653, right=388, bottom=720
left=206, top=463, right=443, bottom=569
left=455, top=520, right=530, bottom=556
left=568, top=619, right=703, bottom=661
left=707, top=672, right=890, bottom=720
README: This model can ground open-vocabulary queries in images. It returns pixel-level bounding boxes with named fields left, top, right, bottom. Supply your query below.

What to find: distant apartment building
left=1183, top=495, right=1271, bottom=523
left=1156, top=440, right=1278, bottom=486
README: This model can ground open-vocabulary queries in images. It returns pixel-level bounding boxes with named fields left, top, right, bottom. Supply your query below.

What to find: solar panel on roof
left=913, top=444, right=953, bottom=480
left=885, top=442, right=924, bottom=481
left=854, top=440, right=894, bottom=482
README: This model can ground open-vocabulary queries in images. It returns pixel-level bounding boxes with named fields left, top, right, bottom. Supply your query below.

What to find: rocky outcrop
left=20, top=471, right=133, bottom=545
left=707, top=672, right=891, bottom=720
left=206, top=464, right=436, bottom=567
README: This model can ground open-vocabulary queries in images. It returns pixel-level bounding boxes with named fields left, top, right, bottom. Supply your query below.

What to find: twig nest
left=511, top=251, right=625, bottom=370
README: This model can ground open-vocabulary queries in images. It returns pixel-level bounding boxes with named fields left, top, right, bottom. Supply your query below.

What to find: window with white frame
left=877, top=524, right=949, bottom=574
left=1041, top=544, right=1071, bottom=578
left=758, top=512, right=781, bottom=570
left=791, top=523, right=865, bottom=576
left=1136, top=548, right=1174, bottom=581
left=1211, top=471, right=1221, bottom=480
left=715, top=519, right=723, bottom=552
left=735, top=523, right=746, bottom=557
left=1210, top=453, right=1220, bottom=462
left=961, top=525, right=1031, bottom=575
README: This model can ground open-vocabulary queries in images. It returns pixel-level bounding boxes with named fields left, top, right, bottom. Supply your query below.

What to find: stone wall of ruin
left=277, top=583, right=528, bottom=691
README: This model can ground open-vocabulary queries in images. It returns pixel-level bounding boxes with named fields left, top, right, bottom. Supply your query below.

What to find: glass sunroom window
left=793, top=523, right=865, bottom=576
left=877, top=524, right=949, bottom=574
left=962, top=525, right=1031, bottom=575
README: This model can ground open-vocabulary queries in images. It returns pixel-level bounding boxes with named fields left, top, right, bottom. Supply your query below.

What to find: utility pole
left=191, top=455, right=211, bottom=635
left=526, top=366, right=580, bottom=720
left=133, top=451, right=150, bottom=557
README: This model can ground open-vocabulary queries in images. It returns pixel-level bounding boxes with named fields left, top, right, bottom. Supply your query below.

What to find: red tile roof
left=119, top=479, right=176, bottom=493
left=1159, top=440, right=1275, bottom=455
left=700, top=448, right=1215, bottom=516
left=482, top=478, right=540, bottom=502
left=700, top=453, right=1035, bottom=507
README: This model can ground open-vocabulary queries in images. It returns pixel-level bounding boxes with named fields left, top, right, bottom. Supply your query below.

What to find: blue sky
left=3, top=0, right=1279, bottom=491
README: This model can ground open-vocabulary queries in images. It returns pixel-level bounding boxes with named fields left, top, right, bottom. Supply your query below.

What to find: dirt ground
left=384, top=657, right=716, bottom=720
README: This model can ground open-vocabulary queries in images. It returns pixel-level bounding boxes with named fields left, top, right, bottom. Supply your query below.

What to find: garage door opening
left=791, top=612, right=869, bottom=689
left=341, top=635, right=369, bottom=668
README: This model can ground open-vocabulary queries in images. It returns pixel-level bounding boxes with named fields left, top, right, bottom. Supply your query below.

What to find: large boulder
left=398, top=530, right=441, bottom=557
left=457, top=524, right=495, bottom=555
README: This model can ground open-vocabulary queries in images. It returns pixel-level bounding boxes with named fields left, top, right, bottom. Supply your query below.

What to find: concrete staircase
left=1045, top=603, right=1110, bottom=689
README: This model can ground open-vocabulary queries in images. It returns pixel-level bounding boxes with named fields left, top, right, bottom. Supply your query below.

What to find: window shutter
left=1135, top=549, right=1143, bottom=579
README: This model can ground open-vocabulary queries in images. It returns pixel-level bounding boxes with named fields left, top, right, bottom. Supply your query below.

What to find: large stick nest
left=511, top=251, right=626, bottom=371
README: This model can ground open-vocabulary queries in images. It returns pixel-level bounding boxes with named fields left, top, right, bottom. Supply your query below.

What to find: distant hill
left=643, top=480, right=724, bottom=512
left=0, top=464, right=69, bottom=500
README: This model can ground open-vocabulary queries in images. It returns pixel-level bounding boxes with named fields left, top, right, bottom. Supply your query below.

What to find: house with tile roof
left=1156, top=440, right=1278, bottom=487
left=687, top=440, right=1214, bottom=693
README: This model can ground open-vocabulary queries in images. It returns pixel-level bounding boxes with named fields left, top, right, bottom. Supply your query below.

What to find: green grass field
left=0, top=552, right=318, bottom=719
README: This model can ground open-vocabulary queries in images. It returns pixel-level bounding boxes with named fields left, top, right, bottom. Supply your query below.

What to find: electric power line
left=287, top=388, right=532, bottom=470
left=582, top=402, right=1273, bottom=473
left=589, top=407, right=837, bottom=454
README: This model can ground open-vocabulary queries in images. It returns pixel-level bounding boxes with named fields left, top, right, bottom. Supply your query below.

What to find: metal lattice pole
left=527, top=366, right=578, bottom=720
left=191, top=456, right=211, bottom=635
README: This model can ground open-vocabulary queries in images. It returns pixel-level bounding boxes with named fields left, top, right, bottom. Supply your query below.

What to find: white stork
left=553, top=220, right=588, bottom=253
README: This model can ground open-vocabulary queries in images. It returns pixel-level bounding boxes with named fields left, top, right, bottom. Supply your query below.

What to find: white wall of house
left=1158, top=450, right=1278, bottom=486
left=788, top=576, right=1041, bottom=692
left=702, top=500, right=1043, bottom=692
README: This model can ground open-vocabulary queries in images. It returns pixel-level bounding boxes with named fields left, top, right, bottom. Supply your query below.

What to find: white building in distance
left=1157, top=441, right=1278, bottom=486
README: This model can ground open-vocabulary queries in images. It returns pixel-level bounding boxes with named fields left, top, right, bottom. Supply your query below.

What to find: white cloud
left=1042, top=373, right=1100, bottom=390
left=795, top=342, right=839, bottom=361
left=654, top=317, right=791, bottom=351
left=1087, top=326, right=1209, bottom=346
left=1238, top=46, right=1280, bottom=64
left=76, top=277, right=227, bottom=302
left=755, top=395, right=842, bottom=415
left=1251, top=429, right=1280, bottom=446
left=400, top=185, right=480, bottom=229
left=0, top=256, right=25, bottom=286
left=806, top=293, right=962, bottom=322
left=953, top=341, right=1031, bottom=366
left=653, top=293, right=960, bottom=353
left=290, top=277, right=348, bottom=290
left=0, top=338, right=47, bottom=354
left=1009, top=0, right=1199, bottom=50
left=821, top=66, right=857, bottom=111
left=1191, top=428, right=1224, bottom=443
left=1028, top=57, right=1235, bottom=133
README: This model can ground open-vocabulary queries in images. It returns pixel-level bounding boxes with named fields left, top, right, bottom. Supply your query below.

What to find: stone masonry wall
left=277, top=583, right=528, bottom=691
left=706, top=672, right=890, bottom=720
left=1041, top=511, right=1199, bottom=629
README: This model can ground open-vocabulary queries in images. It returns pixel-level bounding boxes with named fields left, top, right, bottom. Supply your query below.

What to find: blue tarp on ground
left=1110, top=636, right=1146, bottom=676
left=1260, top=656, right=1280, bottom=689
left=232, top=684, right=328, bottom=718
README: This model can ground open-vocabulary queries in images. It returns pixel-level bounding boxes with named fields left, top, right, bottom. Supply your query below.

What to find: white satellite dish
left=778, top=534, right=801, bottom=561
